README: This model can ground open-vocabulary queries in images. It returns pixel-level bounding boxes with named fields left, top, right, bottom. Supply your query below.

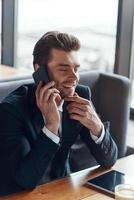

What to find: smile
left=63, top=85, right=75, bottom=88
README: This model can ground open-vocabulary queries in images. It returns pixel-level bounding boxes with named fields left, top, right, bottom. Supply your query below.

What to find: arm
left=65, top=86, right=118, bottom=167
left=0, top=80, right=62, bottom=190
left=80, top=125, right=118, bottom=167
left=0, top=103, right=60, bottom=190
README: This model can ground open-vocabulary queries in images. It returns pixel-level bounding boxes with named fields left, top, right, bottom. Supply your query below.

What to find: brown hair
left=33, top=31, right=81, bottom=66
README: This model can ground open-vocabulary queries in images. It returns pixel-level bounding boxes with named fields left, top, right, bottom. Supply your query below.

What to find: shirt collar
left=58, top=100, right=64, bottom=112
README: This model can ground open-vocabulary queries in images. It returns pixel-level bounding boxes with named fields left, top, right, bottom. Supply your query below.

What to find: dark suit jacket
left=0, top=83, right=117, bottom=195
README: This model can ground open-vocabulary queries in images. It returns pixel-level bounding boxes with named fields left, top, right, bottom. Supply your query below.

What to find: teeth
left=64, top=85, right=74, bottom=88
left=64, top=83, right=75, bottom=87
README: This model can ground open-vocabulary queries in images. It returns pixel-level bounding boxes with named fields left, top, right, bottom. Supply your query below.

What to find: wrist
left=45, top=123, right=59, bottom=135
left=90, top=123, right=103, bottom=137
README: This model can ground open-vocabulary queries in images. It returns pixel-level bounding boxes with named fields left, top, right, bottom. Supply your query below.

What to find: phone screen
left=32, top=65, right=50, bottom=85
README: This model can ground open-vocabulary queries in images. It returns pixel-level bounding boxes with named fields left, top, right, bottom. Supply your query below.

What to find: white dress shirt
left=42, top=100, right=105, bottom=144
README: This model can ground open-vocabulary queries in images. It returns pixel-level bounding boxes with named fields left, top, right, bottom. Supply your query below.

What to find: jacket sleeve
left=79, top=86, right=118, bottom=167
left=80, top=126, right=118, bottom=167
left=0, top=103, right=60, bottom=190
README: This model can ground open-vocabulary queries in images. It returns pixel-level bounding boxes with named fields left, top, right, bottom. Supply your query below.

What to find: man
left=0, top=31, right=117, bottom=194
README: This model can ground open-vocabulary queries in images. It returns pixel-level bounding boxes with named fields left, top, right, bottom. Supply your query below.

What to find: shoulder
left=1, top=83, right=35, bottom=113
left=75, top=84, right=91, bottom=100
left=3, top=83, right=34, bottom=102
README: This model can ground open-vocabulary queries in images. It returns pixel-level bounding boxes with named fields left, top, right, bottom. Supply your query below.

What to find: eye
left=59, top=67, right=68, bottom=71
left=59, top=68, right=67, bottom=71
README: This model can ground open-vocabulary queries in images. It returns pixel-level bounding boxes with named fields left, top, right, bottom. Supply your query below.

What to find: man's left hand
left=65, top=93, right=103, bottom=137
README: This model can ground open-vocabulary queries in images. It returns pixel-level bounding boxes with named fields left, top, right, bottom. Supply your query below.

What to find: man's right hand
left=35, top=81, right=61, bottom=135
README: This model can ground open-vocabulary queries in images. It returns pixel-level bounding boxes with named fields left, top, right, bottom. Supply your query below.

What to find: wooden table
left=1, top=155, right=134, bottom=200
left=0, top=65, right=32, bottom=81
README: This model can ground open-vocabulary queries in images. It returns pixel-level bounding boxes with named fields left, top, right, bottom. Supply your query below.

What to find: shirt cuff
left=42, top=126, right=60, bottom=144
left=90, top=124, right=105, bottom=144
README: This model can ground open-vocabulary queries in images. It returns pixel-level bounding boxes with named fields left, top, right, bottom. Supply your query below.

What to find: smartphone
left=32, top=65, right=50, bottom=85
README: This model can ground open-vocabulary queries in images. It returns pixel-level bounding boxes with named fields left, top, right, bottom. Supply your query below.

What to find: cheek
left=52, top=75, right=64, bottom=86
left=49, top=73, right=60, bottom=82
left=51, top=71, right=80, bottom=85
left=53, top=73, right=65, bottom=82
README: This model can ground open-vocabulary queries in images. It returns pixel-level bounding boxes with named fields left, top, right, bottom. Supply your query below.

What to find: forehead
left=49, top=48, right=80, bottom=64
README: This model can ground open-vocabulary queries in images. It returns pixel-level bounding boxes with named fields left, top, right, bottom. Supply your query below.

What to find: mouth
left=63, top=86, right=75, bottom=89
left=59, top=83, right=76, bottom=98
left=63, top=83, right=76, bottom=88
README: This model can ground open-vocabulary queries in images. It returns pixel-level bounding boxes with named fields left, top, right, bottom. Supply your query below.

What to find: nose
left=69, top=71, right=79, bottom=83
left=69, top=70, right=79, bottom=82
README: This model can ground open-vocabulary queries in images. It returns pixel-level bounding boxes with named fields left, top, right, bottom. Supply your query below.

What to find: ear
left=34, top=64, right=40, bottom=71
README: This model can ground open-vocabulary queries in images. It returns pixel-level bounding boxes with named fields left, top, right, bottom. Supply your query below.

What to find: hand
left=65, top=93, right=103, bottom=137
left=35, top=81, right=61, bottom=135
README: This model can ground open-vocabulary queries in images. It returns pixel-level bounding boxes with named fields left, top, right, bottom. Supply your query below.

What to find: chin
left=59, top=86, right=76, bottom=98
left=62, top=91, right=75, bottom=98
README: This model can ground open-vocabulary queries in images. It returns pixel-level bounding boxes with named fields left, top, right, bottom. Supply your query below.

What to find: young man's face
left=47, top=48, right=80, bottom=98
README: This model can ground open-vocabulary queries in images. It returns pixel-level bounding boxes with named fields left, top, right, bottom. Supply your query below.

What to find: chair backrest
left=0, top=78, right=33, bottom=102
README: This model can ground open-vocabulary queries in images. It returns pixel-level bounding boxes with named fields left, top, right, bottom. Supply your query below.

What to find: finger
left=36, top=81, right=60, bottom=102
left=73, top=92, right=78, bottom=96
left=42, top=81, right=55, bottom=89
left=36, top=81, right=55, bottom=96
left=40, top=81, right=55, bottom=95
left=67, top=103, right=88, bottom=112
left=36, top=81, right=54, bottom=101
left=64, top=96, right=89, bottom=105
left=69, top=114, right=83, bottom=122
left=68, top=107, right=85, bottom=116
left=49, top=92, right=60, bottom=103
left=55, top=94, right=62, bottom=105
left=40, top=88, right=60, bottom=102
